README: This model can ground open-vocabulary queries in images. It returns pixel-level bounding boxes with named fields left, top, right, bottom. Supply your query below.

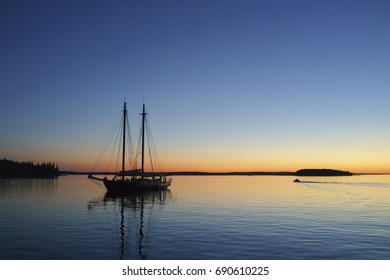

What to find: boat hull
left=103, top=179, right=171, bottom=194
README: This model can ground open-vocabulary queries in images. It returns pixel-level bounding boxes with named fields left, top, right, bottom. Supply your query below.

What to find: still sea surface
left=0, top=175, right=389, bottom=260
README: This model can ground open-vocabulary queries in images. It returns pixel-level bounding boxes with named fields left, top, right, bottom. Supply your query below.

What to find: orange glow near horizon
left=5, top=141, right=390, bottom=174
left=56, top=154, right=390, bottom=174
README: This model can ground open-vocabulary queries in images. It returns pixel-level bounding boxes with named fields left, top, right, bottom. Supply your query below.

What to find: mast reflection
left=89, top=189, right=172, bottom=259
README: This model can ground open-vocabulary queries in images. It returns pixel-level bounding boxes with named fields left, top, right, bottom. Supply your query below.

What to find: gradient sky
left=1, top=0, right=389, bottom=173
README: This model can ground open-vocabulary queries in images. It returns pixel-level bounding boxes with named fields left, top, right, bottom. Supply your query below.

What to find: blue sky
left=1, top=0, right=389, bottom=172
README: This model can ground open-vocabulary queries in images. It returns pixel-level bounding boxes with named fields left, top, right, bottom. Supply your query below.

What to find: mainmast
left=141, top=103, right=148, bottom=174
left=122, top=102, right=127, bottom=180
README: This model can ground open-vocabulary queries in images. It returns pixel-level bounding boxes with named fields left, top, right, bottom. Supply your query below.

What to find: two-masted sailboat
left=88, top=102, right=172, bottom=193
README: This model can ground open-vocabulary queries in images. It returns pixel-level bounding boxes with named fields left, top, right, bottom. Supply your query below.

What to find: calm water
left=0, top=175, right=389, bottom=260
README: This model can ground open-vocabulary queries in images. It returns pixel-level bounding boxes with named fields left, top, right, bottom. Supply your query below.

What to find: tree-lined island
left=294, top=169, right=353, bottom=176
left=0, top=158, right=60, bottom=178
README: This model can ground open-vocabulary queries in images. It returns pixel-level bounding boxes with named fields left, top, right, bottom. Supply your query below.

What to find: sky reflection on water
left=0, top=175, right=389, bottom=259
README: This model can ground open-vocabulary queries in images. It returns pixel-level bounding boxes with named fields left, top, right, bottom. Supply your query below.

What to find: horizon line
left=60, top=170, right=390, bottom=176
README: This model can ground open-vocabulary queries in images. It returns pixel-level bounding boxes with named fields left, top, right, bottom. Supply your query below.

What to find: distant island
left=294, top=169, right=353, bottom=176
left=0, top=158, right=60, bottom=178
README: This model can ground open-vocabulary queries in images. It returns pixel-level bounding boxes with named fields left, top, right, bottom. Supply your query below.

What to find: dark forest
left=0, top=158, right=60, bottom=178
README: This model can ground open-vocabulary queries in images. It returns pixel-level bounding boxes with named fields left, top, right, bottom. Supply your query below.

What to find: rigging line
left=106, top=115, right=122, bottom=173
left=144, top=118, right=152, bottom=172
left=146, top=119, right=156, bottom=173
left=148, top=118, right=160, bottom=171
left=147, top=125, right=154, bottom=173
left=89, top=178, right=106, bottom=190
left=126, top=114, right=135, bottom=170
left=146, top=118, right=162, bottom=172
left=90, top=110, right=122, bottom=172
left=150, top=126, right=162, bottom=172
left=115, top=121, right=123, bottom=175
left=106, top=116, right=120, bottom=172
left=127, top=138, right=132, bottom=171
left=144, top=118, right=151, bottom=172
left=133, top=121, right=143, bottom=171
left=91, top=110, right=122, bottom=172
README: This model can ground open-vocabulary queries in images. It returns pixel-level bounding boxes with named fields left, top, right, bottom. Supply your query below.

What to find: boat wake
left=294, top=179, right=390, bottom=208
left=295, top=180, right=390, bottom=188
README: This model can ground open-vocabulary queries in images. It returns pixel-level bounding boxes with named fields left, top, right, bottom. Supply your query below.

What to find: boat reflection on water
left=88, top=189, right=172, bottom=260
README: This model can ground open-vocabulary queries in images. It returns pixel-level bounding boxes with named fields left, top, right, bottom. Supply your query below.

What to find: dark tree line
left=295, top=168, right=353, bottom=176
left=0, top=158, right=60, bottom=177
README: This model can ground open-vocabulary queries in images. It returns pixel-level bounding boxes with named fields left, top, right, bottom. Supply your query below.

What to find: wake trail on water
left=298, top=181, right=390, bottom=188
left=297, top=181, right=389, bottom=207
